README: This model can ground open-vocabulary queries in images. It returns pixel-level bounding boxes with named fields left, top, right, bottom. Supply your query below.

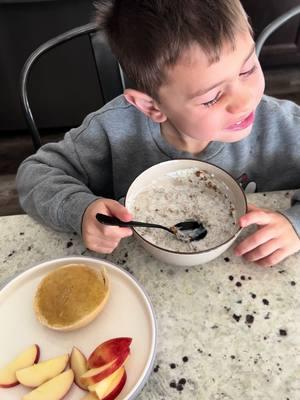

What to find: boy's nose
left=225, top=87, right=253, bottom=115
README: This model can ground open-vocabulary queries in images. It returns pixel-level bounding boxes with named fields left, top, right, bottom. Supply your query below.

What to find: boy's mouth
left=226, top=112, right=254, bottom=131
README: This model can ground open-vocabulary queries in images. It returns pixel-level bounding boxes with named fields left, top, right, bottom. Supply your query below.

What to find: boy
left=17, top=0, right=300, bottom=266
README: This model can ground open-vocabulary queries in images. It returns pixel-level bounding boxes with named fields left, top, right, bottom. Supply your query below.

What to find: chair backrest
left=20, top=22, right=129, bottom=151
left=256, top=5, right=300, bottom=58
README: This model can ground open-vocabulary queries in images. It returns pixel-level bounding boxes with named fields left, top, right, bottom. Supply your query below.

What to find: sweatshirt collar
left=148, top=118, right=225, bottom=160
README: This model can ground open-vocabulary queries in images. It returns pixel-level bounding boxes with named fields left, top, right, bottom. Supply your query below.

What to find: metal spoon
left=96, top=213, right=207, bottom=242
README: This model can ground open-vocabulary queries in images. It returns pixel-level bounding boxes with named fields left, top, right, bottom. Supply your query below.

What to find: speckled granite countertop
left=0, top=191, right=299, bottom=399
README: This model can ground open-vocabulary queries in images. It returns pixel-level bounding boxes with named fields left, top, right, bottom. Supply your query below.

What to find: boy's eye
left=201, top=92, right=221, bottom=108
left=200, top=64, right=257, bottom=108
left=239, top=64, right=257, bottom=77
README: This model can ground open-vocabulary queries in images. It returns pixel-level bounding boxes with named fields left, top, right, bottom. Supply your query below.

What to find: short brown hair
left=95, top=0, right=251, bottom=99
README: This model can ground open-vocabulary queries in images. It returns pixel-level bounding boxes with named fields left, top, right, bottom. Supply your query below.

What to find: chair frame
left=256, top=5, right=300, bottom=57
left=20, top=22, right=126, bottom=151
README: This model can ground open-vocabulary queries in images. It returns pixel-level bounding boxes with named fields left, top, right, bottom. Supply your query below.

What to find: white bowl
left=126, top=159, right=247, bottom=267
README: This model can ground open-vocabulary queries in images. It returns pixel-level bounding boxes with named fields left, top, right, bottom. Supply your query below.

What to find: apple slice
left=80, top=393, right=98, bottom=400
left=89, top=366, right=127, bottom=400
left=88, top=337, right=132, bottom=368
left=23, top=369, right=74, bottom=400
left=0, top=344, right=40, bottom=388
left=16, top=353, right=69, bottom=387
left=70, top=347, right=88, bottom=390
left=81, top=349, right=129, bottom=387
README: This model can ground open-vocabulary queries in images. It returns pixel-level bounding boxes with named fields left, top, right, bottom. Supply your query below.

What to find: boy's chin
left=223, top=126, right=253, bottom=142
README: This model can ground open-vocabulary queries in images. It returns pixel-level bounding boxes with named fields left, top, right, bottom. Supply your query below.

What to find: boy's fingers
left=242, top=238, right=279, bottom=262
left=98, top=224, right=133, bottom=239
left=86, top=226, right=132, bottom=250
left=86, top=240, right=116, bottom=254
left=106, top=200, right=132, bottom=222
left=86, top=236, right=118, bottom=249
left=239, top=209, right=271, bottom=228
left=235, top=226, right=274, bottom=256
left=93, top=245, right=116, bottom=254
left=256, top=248, right=287, bottom=267
left=117, top=227, right=133, bottom=238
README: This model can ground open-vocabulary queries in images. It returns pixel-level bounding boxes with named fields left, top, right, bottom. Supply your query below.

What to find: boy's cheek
left=256, top=64, right=266, bottom=98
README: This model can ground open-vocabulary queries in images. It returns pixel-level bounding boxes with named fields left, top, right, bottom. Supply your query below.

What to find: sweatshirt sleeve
left=254, top=97, right=300, bottom=238
left=281, top=192, right=300, bottom=238
left=16, top=114, right=113, bottom=235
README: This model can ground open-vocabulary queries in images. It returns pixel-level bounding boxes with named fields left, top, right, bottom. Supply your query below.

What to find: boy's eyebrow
left=188, top=44, right=256, bottom=99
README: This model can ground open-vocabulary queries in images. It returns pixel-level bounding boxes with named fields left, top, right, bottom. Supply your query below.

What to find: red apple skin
left=33, top=345, right=41, bottom=364
left=0, top=379, right=19, bottom=388
left=0, top=381, right=19, bottom=388
left=102, top=368, right=127, bottom=400
left=81, top=358, right=121, bottom=387
left=81, top=349, right=129, bottom=386
left=0, top=344, right=40, bottom=388
left=88, top=338, right=132, bottom=368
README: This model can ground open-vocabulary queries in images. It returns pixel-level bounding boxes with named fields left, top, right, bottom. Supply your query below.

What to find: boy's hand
left=234, top=204, right=300, bottom=267
left=82, top=198, right=133, bottom=254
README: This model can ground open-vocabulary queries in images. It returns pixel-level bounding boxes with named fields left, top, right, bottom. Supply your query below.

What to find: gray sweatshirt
left=16, top=95, right=300, bottom=236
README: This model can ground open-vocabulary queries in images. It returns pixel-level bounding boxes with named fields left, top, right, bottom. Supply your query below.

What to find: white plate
left=0, top=256, right=157, bottom=399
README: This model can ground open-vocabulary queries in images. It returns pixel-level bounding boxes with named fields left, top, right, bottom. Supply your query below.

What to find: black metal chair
left=20, top=22, right=130, bottom=151
left=256, top=5, right=300, bottom=58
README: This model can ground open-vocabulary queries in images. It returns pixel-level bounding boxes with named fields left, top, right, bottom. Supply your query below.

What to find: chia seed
left=279, top=329, right=287, bottom=336
left=177, top=384, right=184, bottom=391
left=246, top=314, right=254, bottom=324
left=233, top=314, right=241, bottom=322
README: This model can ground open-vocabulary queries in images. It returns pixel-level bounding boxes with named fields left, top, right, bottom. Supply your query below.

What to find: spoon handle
left=96, top=213, right=171, bottom=232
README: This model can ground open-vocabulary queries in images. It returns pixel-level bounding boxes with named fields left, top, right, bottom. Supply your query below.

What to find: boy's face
left=157, top=30, right=265, bottom=152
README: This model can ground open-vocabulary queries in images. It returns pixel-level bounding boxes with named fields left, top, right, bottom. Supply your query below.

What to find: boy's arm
left=281, top=191, right=300, bottom=237
left=16, top=117, right=113, bottom=236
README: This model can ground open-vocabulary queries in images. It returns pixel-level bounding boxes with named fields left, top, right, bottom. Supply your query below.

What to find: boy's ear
left=124, top=89, right=166, bottom=123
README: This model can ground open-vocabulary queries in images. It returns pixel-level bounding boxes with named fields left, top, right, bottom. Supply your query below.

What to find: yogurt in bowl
left=125, top=160, right=247, bottom=266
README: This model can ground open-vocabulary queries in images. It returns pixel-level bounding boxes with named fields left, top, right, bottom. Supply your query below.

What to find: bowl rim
left=125, top=159, right=247, bottom=255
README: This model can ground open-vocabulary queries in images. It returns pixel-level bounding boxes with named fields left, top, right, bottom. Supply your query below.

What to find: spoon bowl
left=96, top=214, right=207, bottom=242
